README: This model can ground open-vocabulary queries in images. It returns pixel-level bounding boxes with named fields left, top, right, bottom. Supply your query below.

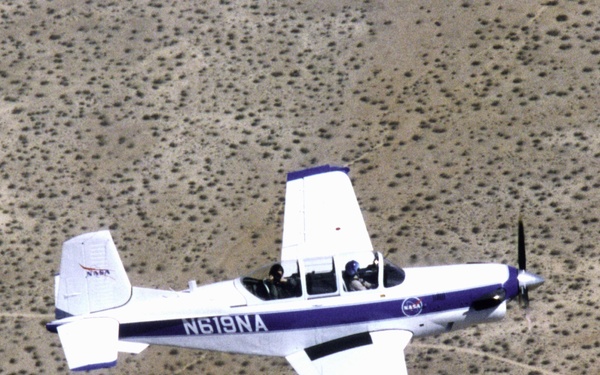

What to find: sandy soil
left=0, top=0, right=598, bottom=374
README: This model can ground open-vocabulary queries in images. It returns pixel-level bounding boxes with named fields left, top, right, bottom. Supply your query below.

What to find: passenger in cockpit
left=266, top=264, right=298, bottom=299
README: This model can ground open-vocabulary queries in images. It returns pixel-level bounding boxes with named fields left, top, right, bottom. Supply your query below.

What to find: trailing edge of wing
left=286, top=330, right=413, bottom=375
left=282, top=165, right=373, bottom=261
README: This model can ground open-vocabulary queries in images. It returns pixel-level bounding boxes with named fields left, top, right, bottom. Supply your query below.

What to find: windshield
left=383, top=258, right=405, bottom=287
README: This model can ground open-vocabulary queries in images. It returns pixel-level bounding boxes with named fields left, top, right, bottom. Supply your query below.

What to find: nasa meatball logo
left=402, top=297, right=423, bottom=316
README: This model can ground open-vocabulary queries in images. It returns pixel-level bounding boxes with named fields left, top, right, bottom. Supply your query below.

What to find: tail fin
left=55, top=230, right=131, bottom=317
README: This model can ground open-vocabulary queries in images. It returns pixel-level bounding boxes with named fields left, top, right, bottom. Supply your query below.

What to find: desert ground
left=0, top=0, right=598, bottom=374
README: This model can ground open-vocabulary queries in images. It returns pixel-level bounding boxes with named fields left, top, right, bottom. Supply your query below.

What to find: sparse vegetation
left=0, top=0, right=596, bottom=374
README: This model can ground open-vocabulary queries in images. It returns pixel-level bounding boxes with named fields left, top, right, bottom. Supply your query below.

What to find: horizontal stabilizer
left=57, top=318, right=119, bottom=371
left=117, top=340, right=149, bottom=354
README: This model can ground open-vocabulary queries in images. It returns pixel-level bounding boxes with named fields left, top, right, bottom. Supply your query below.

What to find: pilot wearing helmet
left=344, top=260, right=373, bottom=291
left=266, top=263, right=299, bottom=299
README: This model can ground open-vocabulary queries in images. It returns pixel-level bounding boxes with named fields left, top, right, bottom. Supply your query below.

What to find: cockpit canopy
left=241, top=252, right=405, bottom=301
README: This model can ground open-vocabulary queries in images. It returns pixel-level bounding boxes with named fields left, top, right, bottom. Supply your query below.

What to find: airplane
left=46, top=165, right=545, bottom=374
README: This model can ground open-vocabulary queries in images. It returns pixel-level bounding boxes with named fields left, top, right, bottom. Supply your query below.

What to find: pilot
left=362, top=255, right=379, bottom=287
left=344, top=260, right=373, bottom=291
left=266, top=264, right=298, bottom=299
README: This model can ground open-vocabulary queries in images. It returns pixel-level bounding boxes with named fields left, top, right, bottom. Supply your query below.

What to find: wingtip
left=71, top=360, right=117, bottom=371
left=287, top=165, right=349, bottom=181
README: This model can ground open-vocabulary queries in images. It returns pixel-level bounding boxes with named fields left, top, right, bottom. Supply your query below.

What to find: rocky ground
left=0, top=0, right=598, bottom=374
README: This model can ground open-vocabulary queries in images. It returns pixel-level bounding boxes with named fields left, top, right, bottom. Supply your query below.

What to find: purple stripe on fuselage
left=287, top=165, right=349, bottom=181
left=118, top=282, right=512, bottom=339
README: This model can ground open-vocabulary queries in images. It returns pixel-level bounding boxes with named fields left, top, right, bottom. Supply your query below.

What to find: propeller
left=517, top=219, right=528, bottom=308
left=518, top=219, right=526, bottom=271
left=516, top=219, right=544, bottom=308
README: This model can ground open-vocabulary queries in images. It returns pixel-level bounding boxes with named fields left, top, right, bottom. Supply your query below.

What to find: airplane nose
left=517, top=271, right=545, bottom=290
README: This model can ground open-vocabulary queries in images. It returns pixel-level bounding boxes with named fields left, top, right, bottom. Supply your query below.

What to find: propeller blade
left=518, top=219, right=526, bottom=271
left=515, top=220, right=543, bottom=309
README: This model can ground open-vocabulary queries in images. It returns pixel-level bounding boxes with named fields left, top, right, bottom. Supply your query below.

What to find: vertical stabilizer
left=56, top=231, right=131, bottom=317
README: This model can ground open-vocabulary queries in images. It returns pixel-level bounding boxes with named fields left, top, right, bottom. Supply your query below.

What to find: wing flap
left=57, top=317, right=119, bottom=371
left=286, top=330, right=412, bottom=375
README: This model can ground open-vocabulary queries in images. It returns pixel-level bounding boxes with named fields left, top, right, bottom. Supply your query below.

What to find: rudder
left=55, top=230, right=131, bottom=317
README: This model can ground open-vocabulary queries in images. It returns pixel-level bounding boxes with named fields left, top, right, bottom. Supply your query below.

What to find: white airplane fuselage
left=46, top=166, right=545, bottom=373
left=48, top=262, right=519, bottom=358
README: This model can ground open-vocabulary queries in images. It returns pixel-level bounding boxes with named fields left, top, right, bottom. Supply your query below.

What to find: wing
left=281, top=165, right=373, bottom=261
left=286, top=330, right=412, bottom=375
